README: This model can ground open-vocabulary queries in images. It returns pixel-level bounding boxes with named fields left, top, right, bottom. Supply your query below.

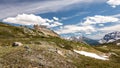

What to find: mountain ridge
left=65, top=36, right=99, bottom=45
left=99, top=31, right=120, bottom=44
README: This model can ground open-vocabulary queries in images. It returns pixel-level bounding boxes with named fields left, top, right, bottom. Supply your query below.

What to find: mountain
left=82, top=36, right=99, bottom=45
left=67, top=36, right=99, bottom=45
left=0, top=22, right=120, bottom=68
left=99, top=31, right=120, bottom=45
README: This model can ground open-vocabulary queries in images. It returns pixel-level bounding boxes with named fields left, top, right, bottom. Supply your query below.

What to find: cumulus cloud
left=3, top=14, right=62, bottom=27
left=55, top=15, right=120, bottom=35
left=49, top=22, right=63, bottom=28
left=55, top=25, right=96, bottom=34
left=81, top=15, right=119, bottom=25
left=45, top=19, right=54, bottom=23
left=53, top=17, right=59, bottom=21
left=107, top=0, right=120, bottom=8
left=99, top=24, right=120, bottom=31
left=3, top=14, right=46, bottom=25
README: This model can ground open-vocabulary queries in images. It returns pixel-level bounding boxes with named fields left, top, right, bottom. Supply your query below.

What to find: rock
left=116, top=43, right=120, bottom=46
left=102, top=46, right=107, bottom=48
left=12, top=42, right=23, bottom=47
left=24, top=45, right=30, bottom=49
left=24, top=45, right=32, bottom=53
left=57, top=50, right=65, bottom=57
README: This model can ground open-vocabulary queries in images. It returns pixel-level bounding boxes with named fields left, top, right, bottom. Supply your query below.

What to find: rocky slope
left=33, top=24, right=59, bottom=37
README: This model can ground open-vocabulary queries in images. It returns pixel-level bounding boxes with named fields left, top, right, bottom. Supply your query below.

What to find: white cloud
left=61, top=12, right=90, bottom=21
left=82, top=15, right=119, bottom=25
left=112, top=13, right=120, bottom=17
left=49, top=22, right=63, bottom=28
left=99, top=24, right=104, bottom=26
left=55, top=15, right=119, bottom=36
left=107, top=0, right=120, bottom=8
left=87, top=32, right=106, bottom=40
left=45, top=19, right=54, bottom=23
left=3, top=14, right=44, bottom=25
left=3, top=14, right=63, bottom=27
left=0, top=0, right=106, bottom=19
left=53, top=17, right=59, bottom=21
left=55, top=25, right=96, bottom=34
left=99, top=24, right=120, bottom=31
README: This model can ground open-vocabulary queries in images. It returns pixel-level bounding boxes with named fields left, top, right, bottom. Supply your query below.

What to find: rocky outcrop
left=12, top=42, right=23, bottom=47
left=33, top=24, right=59, bottom=37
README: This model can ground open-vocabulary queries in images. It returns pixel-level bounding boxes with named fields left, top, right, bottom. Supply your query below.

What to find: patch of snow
left=116, top=37, right=120, bottom=40
left=107, top=39, right=115, bottom=43
left=99, top=39, right=106, bottom=44
left=102, top=55, right=109, bottom=58
left=102, top=46, right=107, bottom=48
left=74, top=50, right=109, bottom=60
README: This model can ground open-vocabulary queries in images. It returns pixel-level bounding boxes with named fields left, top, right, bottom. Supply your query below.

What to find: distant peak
left=99, top=31, right=120, bottom=44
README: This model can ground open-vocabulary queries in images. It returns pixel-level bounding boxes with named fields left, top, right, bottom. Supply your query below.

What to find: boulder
left=116, top=43, right=120, bottom=46
left=12, top=42, right=23, bottom=47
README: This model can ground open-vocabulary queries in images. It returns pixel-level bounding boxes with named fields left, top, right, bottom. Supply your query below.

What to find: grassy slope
left=0, top=22, right=120, bottom=68
left=93, top=43, right=120, bottom=64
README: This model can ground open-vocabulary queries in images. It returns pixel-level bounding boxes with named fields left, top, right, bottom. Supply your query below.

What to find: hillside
left=0, top=22, right=120, bottom=68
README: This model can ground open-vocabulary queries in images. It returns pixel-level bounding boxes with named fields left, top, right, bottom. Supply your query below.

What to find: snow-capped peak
left=99, top=31, right=120, bottom=44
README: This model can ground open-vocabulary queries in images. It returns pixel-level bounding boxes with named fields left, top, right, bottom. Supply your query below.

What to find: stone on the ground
left=12, top=42, right=23, bottom=47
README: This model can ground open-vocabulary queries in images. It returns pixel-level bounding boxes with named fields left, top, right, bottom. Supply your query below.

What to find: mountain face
left=66, top=36, right=99, bottom=45
left=99, top=31, right=120, bottom=44
left=33, top=24, right=59, bottom=37
left=82, top=37, right=99, bottom=45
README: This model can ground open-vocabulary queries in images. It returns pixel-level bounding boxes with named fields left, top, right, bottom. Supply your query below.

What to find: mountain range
left=66, top=31, right=120, bottom=46
left=66, top=36, right=99, bottom=45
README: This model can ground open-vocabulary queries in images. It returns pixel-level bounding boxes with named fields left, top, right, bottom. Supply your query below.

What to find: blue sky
left=1, top=0, right=120, bottom=39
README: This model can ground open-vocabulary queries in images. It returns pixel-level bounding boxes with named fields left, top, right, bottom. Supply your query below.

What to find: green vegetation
left=73, top=55, right=120, bottom=68
left=93, top=43, right=120, bottom=65
left=0, top=22, right=89, bottom=50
